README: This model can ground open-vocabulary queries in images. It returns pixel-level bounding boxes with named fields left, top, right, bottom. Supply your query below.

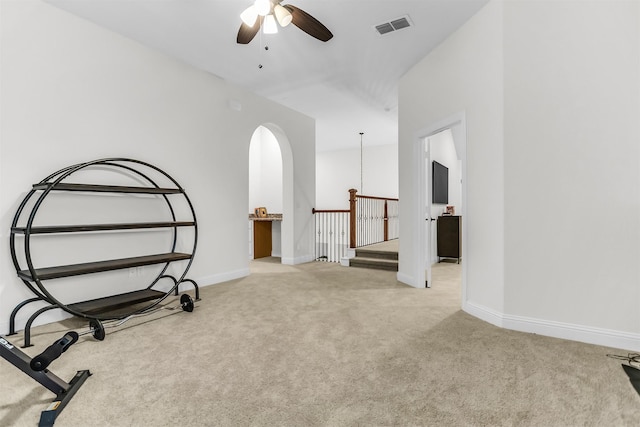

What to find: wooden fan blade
left=237, top=16, right=263, bottom=44
left=283, top=4, right=333, bottom=42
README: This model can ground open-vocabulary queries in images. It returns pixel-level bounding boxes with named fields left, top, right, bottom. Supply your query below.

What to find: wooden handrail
left=312, top=208, right=350, bottom=214
left=355, top=194, right=399, bottom=201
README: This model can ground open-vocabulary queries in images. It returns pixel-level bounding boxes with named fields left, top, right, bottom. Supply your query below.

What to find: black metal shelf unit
left=8, top=158, right=199, bottom=346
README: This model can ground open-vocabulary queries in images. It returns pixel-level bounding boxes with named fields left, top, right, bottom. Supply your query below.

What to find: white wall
left=501, top=0, right=640, bottom=343
left=0, top=1, right=315, bottom=334
left=316, top=144, right=398, bottom=209
left=399, top=0, right=640, bottom=351
left=399, top=0, right=505, bottom=314
left=249, top=126, right=283, bottom=214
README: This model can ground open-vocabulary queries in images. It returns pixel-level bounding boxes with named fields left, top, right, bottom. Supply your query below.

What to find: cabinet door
left=437, top=216, right=460, bottom=259
left=253, top=221, right=272, bottom=259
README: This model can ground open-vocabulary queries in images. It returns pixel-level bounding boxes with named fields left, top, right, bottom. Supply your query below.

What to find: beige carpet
left=1, top=259, right=638, bottom=426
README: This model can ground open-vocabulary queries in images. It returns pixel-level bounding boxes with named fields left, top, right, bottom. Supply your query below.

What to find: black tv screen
left=432, top=161, right=448, bottom=204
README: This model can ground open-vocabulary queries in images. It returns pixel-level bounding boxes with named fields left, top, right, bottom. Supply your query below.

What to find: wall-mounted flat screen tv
left=432, top=161, right=448, bottom=204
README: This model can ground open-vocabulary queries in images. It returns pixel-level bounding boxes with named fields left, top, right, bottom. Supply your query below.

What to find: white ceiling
left=47, top=0, right=488, bottom=151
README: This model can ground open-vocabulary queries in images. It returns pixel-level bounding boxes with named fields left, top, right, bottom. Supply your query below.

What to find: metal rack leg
left=9, top=297, right=42, bottom=335
left=22, top=305, right=59, bottom=348
left=157, top=275, right=178, bottom=296
left=179, top=279, right=200, bottom=301
left=162, top=275, right=199, bottom=301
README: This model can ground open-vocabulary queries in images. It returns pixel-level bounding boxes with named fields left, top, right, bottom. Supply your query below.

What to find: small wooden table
left=249, top=214, right=282, bottom=259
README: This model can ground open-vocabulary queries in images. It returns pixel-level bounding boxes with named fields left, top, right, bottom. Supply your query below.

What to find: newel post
left=349, top=189, right=357, bottom=248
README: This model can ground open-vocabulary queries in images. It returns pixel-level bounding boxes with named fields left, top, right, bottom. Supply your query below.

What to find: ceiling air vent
left=374, top=15, right=412, bottom=36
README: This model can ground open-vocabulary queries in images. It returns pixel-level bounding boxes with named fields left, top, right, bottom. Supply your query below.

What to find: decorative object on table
left=255, top=207, right=268, bottom=218
left=446, top=205, right=455, bottom=215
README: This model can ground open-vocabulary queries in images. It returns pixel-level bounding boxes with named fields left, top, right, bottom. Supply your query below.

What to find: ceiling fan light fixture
left=240, top=5, right=258, bottom=26
left=263, top=14, right=278, bottom=34
left=274, top=4, right=292, bottom=27
left=254, top=0, right=271, bottom=17
left=236, top=2, right=333, bottom=44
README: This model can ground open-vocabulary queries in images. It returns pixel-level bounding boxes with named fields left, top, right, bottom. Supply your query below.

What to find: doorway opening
left=249, top=126, right=283, bottom=261
left=424, top=128, right=463, bottom=294
left=247, top=124, right=295, bottom=266
left=411, top=111, right=467, bottom=306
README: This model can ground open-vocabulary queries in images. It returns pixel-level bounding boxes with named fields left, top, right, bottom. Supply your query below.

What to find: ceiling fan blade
left=237, top=16, right=263, bottom=44
left=283, top=4, right=333, bottom=42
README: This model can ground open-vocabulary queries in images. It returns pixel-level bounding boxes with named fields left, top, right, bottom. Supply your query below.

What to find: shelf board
left=68, top=289, right=166, bottom=315
left=12, top=221, right=195, bottom=234
left=18, top=253, right=192, bottom=281
left=33, top=183, right=183, bottom=194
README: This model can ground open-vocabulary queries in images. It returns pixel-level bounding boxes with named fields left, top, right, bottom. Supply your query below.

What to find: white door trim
left=411, top=112, right=467, bottom=304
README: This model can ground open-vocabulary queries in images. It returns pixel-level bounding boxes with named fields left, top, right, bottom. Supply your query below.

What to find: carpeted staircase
left=349, top=247, right=398, bottom=271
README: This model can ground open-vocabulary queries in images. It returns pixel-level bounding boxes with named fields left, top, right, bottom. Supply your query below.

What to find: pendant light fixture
left=360, top=132, right=364, bottom=193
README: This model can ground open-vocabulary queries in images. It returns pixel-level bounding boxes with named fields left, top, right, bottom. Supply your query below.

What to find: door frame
left=412, top=111, right=467, bottom=299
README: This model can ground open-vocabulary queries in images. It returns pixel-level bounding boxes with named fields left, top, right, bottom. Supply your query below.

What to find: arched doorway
left=247, top=124, right=294, bottom=264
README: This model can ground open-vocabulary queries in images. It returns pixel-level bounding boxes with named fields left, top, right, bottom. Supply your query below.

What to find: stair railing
left=312, top=190, right=398, bottom=263
left=349, top=189, right=399, bottom=248
left=312, top=209, right=350, bottom=263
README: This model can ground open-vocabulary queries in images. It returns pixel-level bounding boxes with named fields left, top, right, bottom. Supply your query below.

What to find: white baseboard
left=462, top=301, right=504, bottom=327
left=397, top=272, right=422, bottom=288
left=463, top=301, right=640, bottom=352
left=196, top=268, right=250, bottom=287
left=281, top=254, right=315, bottom=265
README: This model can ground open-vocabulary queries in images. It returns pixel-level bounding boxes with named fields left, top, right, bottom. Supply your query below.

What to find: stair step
left=354, top=249, right=398, bottom=261
left=349, top=257, right=398, bottom=271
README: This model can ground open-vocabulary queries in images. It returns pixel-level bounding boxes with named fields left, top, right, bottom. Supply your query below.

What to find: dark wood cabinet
left=437, top=215, right=461, bottom=263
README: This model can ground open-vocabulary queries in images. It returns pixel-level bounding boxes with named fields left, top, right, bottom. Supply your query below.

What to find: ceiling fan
left=237, top=0, right=333, bottom=44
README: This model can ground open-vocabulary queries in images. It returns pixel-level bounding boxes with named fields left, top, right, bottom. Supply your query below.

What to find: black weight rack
left=8, top=158, right=200, bottom=346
